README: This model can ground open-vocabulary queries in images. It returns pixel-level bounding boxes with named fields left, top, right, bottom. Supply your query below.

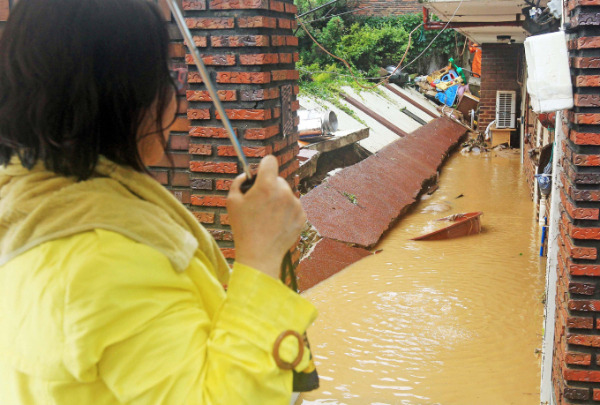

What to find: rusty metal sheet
left=301, top=117, right=467, bottom=248
left=296, top=238, right=371, bottom=292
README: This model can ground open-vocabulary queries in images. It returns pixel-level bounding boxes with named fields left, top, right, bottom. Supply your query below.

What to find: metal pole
left=165, top=0, right=252, bottom=180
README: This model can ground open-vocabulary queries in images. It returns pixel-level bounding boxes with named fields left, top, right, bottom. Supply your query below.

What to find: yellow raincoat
left=0, top=157, right=317, bottom=404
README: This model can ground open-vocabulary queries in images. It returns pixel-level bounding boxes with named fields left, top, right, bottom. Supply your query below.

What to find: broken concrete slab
left=297, top=149, right=320, bottom=180
left=300, top=116, right=467, bottom=248
left=342, top=86, right=422, bottom=133
left=296, top=238, right=371, bottom=292
left=300, top=95, right=407, bottom=154
left=304, top=128, right=369, bottom=153
left=298, top=82, right=444, bottom=155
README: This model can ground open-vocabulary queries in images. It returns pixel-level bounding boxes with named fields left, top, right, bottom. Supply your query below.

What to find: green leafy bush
left=338, top=22, right=407, bottom=76
left=351, top=13, right=461, bottom=73
left=296, top=61, right=369, bottom=124
left=297, top=11, right=465, bottom=82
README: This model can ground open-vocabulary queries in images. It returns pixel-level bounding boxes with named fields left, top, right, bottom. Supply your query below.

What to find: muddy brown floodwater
left=298, top=151, right=545, bottom=405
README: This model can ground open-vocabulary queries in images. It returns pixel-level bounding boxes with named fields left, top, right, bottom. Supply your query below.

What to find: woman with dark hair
left=0, top=0, right=316, bottom=404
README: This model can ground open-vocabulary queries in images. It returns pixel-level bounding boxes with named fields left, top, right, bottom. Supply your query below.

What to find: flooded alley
left=299, top=151, right=546, bottom=405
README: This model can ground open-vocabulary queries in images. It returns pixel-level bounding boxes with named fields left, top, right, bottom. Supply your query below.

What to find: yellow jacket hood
left=0, top=156, right=230, bottom=284
left=0, top=156, right=318, bottom=404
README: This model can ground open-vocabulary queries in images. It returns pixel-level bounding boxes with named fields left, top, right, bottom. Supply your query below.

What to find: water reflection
left=299, top=151, right=544, bottom=405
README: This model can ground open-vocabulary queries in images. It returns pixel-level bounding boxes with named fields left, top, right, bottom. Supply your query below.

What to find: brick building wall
left=148, top=0, right=301, bottom=260
left=350, top=0, right=420, bottom=16
left=479, top=44, right=524, bottom=135
left=552, top=0, right=600, bottom=402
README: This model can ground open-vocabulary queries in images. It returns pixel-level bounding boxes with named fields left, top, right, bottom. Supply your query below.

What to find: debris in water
left=437, top=213, right=467, bottom=222
left=421, top=184, right=439, bottom=201
left=427, top=184, right=439, bottom=195
left=412, top=211, right=483, bottom=241
left=456, top=194, right=464, bottom=199
left=461, top=137, right=489, bottom=154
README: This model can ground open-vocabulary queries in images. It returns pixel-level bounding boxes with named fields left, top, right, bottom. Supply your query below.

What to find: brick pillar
left=152, top=0, right=301, bottom=260
left=479, top=44, right=523, bottom=133
left=555, top=1, right=600, bottom=402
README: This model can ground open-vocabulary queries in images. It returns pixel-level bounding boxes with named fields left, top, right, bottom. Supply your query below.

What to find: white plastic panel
left=524, top=31, right=573, bottom=113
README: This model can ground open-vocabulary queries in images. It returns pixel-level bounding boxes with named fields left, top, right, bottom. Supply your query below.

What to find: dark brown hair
left=0, top=0, right=177, bottom=179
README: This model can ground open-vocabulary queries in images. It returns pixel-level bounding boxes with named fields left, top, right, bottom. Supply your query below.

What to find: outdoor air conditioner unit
left=496, top=90, right=516, bottom=129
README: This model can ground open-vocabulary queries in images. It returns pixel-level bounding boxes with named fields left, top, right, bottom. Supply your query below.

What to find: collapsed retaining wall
left=297, top=116, right=467, bottom=291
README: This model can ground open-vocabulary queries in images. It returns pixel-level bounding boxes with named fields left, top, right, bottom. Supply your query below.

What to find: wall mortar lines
left=554, top=1, right=600, bottom=403
left=151, top=0, right=302, bottom=260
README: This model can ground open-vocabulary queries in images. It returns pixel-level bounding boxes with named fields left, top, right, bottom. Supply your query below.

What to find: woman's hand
left=227, top=155, right=306, bottom=279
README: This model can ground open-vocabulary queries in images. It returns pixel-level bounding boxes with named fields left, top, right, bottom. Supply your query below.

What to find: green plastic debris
left=449, top=58, right=466, bottom=82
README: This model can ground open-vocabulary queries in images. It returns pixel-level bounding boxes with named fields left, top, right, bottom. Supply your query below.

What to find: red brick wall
left=479, top=44, right=523, bottom=134
left=150, top=0, right=301, bottom=260
left=553, top=1, right=600, bottom=402
left=351, top=0, right=420, bottom=16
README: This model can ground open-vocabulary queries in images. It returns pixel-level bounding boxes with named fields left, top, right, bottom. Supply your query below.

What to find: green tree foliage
left=354, top=13, right=461, bottom=73
left=297, top=8, right=465, bottom=80
left=339, top=22, right=408, bottom=75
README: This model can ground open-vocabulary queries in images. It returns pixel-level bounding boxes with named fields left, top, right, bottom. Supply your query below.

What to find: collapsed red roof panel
left=301, top=116, right=468, bottom=248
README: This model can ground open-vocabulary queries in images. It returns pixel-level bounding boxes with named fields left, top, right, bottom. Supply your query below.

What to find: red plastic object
left=411, top=212, right=483, bottom=241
